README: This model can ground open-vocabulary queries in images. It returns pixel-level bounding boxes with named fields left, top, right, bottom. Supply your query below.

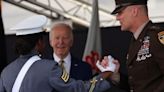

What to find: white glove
left=96, top=55, right=116, bottom=72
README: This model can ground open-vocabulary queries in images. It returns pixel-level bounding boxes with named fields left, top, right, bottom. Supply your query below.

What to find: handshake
left=96, top=55, right=119, bottom=72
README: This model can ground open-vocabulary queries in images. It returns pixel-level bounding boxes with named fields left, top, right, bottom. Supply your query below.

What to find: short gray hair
left=49, top=23, right=73, bottom=41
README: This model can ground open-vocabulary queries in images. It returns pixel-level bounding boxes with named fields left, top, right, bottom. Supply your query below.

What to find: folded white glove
left=96, top=55, right=116, bottom=72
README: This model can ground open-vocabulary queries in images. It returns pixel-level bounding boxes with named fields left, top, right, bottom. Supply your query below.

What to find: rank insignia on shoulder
left=61, top=70, right=69, bottom=83
left=158, top=31, right=164, bottom=45
left=89, top=77, right=97, bottom=92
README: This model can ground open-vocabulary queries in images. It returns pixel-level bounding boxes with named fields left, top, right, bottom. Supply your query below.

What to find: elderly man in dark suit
left=49, top=22, right=92, bottom=81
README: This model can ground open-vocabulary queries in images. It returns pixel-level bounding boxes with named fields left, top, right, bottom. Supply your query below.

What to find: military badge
left=158, top=31, right=164, bottom=45
left=126, top=54, right=129, bottom=60
left=136, top=36, right=152, bottom=62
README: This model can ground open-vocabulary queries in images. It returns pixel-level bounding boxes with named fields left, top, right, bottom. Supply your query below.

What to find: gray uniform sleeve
left=0, top=76, right=5, bottom=92
left=49, top=66, right=110, bottom=92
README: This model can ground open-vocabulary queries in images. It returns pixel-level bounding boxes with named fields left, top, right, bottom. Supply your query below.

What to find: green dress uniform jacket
left=127, top=21, right=164, bottom=92
left=0, top=51, right=110, bottom=92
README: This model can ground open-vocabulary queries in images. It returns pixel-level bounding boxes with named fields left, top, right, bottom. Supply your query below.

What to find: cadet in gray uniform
left=0, top=15, right=117, bottom=92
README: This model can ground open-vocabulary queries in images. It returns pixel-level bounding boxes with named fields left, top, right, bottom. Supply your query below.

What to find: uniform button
left=130, top=89, right=134, bottom=92
left=129, top=76, right=133, bottom=80
left=129, top=66, right=133, bottom=69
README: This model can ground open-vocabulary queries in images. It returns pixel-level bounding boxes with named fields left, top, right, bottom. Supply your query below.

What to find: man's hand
left=96, top=55, right=116, bottom=72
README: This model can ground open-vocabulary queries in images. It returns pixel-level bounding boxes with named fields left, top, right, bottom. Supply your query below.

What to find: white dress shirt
left=53, top=53, right=71, bottom=74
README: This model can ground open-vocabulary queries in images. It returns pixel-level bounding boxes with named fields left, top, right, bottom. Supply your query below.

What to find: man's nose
left=58, top=38, right=64, bottom=44
left=116, top=15, right=120, bottom=20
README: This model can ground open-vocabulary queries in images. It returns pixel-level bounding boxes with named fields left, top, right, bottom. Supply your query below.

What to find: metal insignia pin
left=74, top=64, right=78, bottom=66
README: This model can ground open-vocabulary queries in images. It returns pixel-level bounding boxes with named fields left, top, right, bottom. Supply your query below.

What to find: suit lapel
left=127, top=21, right=153, bottom=65
left=127, top=38, right=143, bottom=65
left=70, top=56, right=78, bottom=77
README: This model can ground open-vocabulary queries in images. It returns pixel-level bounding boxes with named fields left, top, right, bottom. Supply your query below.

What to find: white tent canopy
left=2, top=0, right=164, bottom=35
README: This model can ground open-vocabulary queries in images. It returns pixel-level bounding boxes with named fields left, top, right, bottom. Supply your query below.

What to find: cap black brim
left=111, top=6, right=124, bottom=14
left=111, top=3, right=147, bottom=14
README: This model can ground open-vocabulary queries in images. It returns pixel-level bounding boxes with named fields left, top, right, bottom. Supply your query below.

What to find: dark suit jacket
left=70, top=56, right=92, bottom=80
left=127, top=21, right=164, bottom=92
left=49, top=54, right=92, bottom=81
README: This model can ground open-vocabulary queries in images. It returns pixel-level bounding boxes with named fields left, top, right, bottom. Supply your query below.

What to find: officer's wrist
left=100, top=71, right=113, bottom=79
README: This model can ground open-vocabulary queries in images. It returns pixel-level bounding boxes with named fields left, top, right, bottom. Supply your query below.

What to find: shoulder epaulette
left=149, top=26, right=161, bottom=31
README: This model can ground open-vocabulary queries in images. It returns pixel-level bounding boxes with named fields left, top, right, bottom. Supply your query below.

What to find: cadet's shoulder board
left=158, top=31, right=164, bottom=45
left=89, top=77, right=104, bottom=92
left=89, top=77, right=98, bottom=92
left=61, top=70, right=69, bottom=83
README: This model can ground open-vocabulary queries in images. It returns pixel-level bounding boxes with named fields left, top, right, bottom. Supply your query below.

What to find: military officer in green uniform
left=109, top=0, right=164, bottom=92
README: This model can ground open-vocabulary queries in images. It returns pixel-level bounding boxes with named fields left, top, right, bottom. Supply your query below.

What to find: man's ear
left=132, top=7, right=138, bottom=17
left=70, top=39, right=73, bottom=47
left=38, top=39, right=43, bottom=46
left=49, top=40, right=53, bottom=47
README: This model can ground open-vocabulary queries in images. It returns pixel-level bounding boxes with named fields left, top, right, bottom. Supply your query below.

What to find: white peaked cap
left=10, top=15, right=48, bottom=36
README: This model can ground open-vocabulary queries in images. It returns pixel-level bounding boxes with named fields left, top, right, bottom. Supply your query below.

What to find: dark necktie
left=60, top=60, right=65, bottom=70
left=132, top=36, right=136, bottom=42
left=60, top=60, right=69, bottom=82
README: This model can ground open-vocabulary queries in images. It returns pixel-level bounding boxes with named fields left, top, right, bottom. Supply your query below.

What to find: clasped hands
left=96, top=55, right=120, bottom=73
